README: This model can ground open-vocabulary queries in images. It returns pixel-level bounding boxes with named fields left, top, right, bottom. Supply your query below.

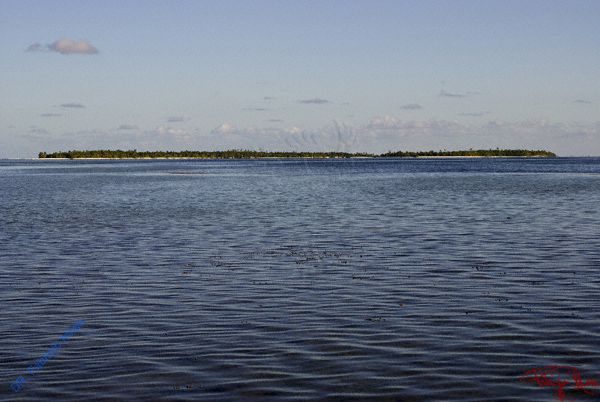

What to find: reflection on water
left=1, top=158, right=600, bottom=401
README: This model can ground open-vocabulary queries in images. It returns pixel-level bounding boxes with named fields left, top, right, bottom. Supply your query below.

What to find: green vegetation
left=38, top=148, right=556, bottom=159
left=37, top=149, right=372, bottom=159
left=379, top=149, right=556, bottom=158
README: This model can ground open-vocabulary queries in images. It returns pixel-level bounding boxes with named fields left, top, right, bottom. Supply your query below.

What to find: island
left=38, top=149, right=556, bottom=159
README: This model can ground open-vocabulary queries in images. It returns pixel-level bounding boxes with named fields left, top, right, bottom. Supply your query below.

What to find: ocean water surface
left=1, top=157, right=600, bottom=401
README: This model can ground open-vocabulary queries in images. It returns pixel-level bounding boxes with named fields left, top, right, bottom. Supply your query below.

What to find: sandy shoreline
left=31, top=155, right=553, bottom=161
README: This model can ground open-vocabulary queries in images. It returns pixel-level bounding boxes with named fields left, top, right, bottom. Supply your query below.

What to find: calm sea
left=1, top=157, right=600, bottom=401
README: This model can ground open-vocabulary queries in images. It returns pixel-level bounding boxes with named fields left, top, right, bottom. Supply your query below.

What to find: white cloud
left=366, top=115, right=402, bottom=130
left=50, top=39, right=98, bottom=54
left=27, top=38, right=98, bottom=55
left=156, top=125, right=188, bottom=136
left=212, top=123, right=236, bottom=135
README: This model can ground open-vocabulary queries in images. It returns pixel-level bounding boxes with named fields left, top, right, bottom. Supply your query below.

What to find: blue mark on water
left=9, top=320, right=85, bottom=393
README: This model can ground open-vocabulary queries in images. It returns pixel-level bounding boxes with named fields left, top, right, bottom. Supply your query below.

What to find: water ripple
left=1, top=158, right=600, bottom=400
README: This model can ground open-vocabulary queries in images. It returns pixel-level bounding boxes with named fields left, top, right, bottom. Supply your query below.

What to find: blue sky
left=1, top=0, right=599, bottom=157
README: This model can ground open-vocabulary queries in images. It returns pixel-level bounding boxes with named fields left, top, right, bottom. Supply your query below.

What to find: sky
left=1, top=0, right=599, bottom=157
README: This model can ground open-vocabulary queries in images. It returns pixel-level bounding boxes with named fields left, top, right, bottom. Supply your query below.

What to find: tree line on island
left=38, top=148, right=556, bottom=159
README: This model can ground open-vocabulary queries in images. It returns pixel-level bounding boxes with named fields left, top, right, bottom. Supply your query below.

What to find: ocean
left=1, top=157, right=599, bottom=401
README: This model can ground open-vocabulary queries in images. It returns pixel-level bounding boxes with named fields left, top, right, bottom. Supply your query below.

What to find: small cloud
left=366, top=115, right=401, bottom=130
left=60, top=103, right=85, bottom=108
left=50, top=38, right=98, bottom=54
left=156, top=125, right=188, bottom=136
left=167, top=116, right=186, bottom=123
left=117, top=124, right=139, bottom=130
left=27, top=38, right=98, bottom=55
left=298, top=98, right=330, bottom=104
left=459, top=111, right=490, bottom=117
left=29, top=127, right=50, bottom=135
left=212, top=123, right=236, bottom=134
left=40, top=113, right=62, bottom=117
left=439, top=90, right=466, bottom=98
left=400, top=103, right=422, bottom=110
left=574, top=99, right=592, bottom=104
left=242, top=107, right=269, bottom=112
left=26, top=43, right=45, bottom=52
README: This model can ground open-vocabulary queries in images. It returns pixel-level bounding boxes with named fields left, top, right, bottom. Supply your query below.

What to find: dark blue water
left=1, top=157, right=600, bottom=401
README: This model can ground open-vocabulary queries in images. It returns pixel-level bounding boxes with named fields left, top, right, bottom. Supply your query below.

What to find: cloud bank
left=439, top=90, right=466, bottom=98
left=166, top=116, right=186, bottom=123
left=27, top=38, right=98, bottom=55
left=60, top=103, right=85, bottom=108
left=400, top=103, right=422, bottom=110
left=459, top=111, right=490, bottom=117
left=200, top=118, right=600, bottom=156
left=18, top=118, right=600, bottom=157
left=118, top=124, right=139, bottom=130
